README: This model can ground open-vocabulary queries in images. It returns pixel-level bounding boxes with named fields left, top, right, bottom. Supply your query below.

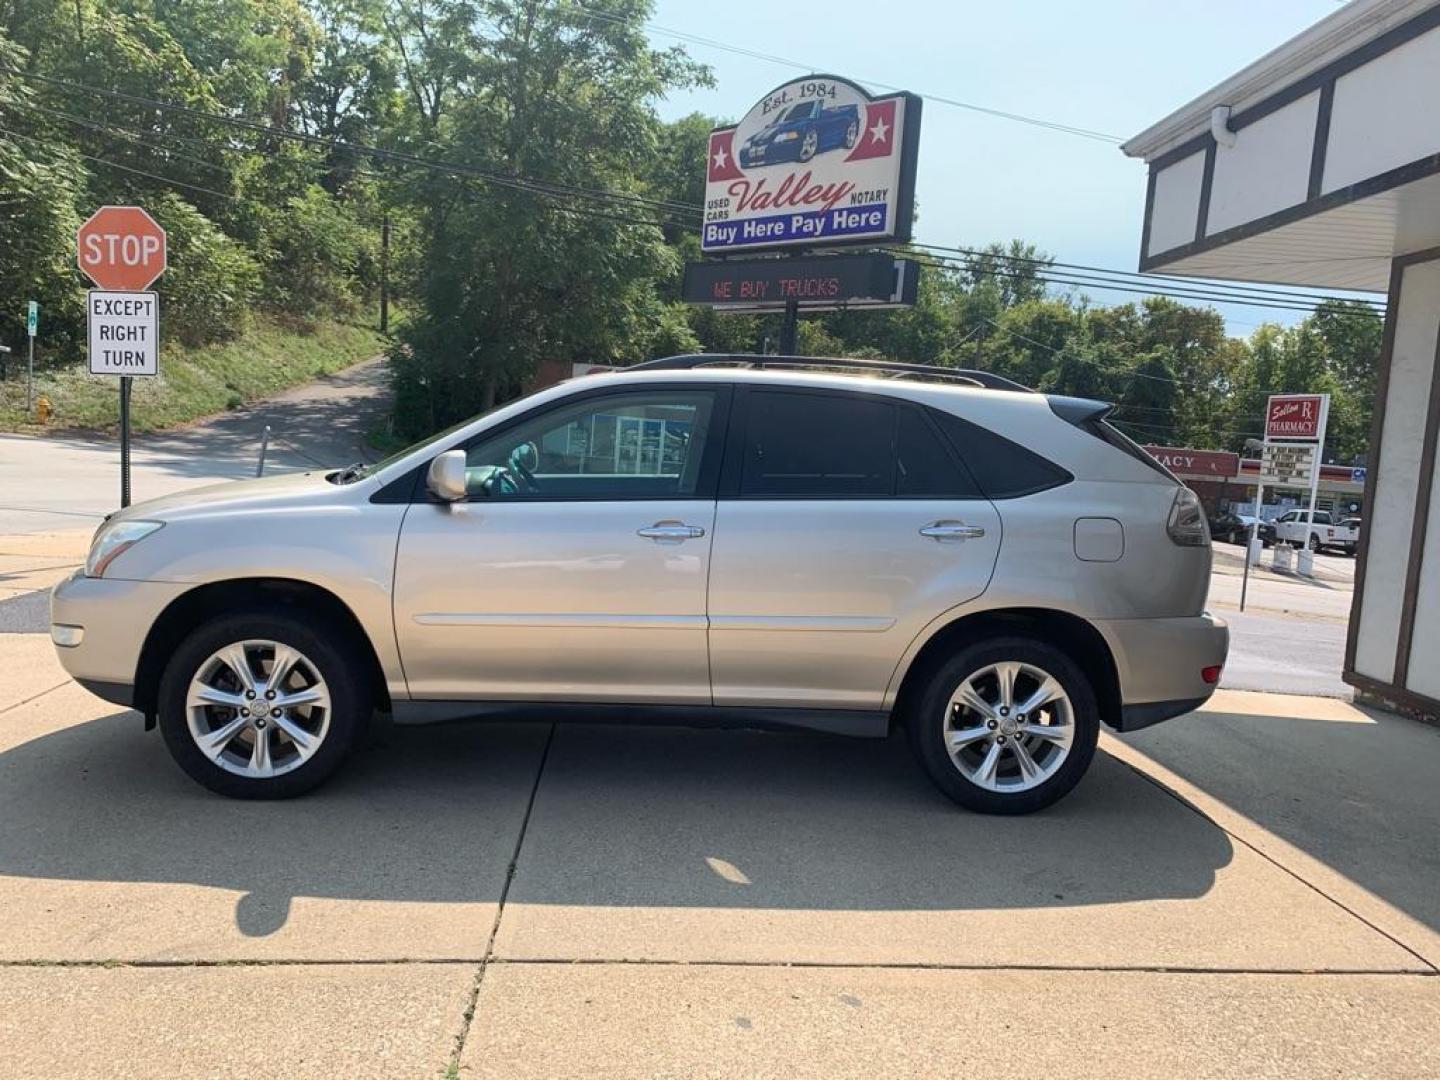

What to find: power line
left=564, top=2, right=1124, bottom=143
left=907, top=241, right=1387, bottom=311
left=6, top=69, right=1389, bottom=317
left=898, top=251, right=1383, bottom=318
left=4, top=67, right=706, bottom=226
left=0, top=125, right=241, bottom=203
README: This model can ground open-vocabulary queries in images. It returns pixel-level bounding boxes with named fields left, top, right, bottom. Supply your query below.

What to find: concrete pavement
left=1, top=625, right=1437, bottom=1078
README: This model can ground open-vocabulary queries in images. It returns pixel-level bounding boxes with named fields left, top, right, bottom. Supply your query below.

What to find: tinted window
left=463, top=391, right=717, bottom=500
left=741, top=391, right=893, bottom=496
left=927, top=407, right=1071, bottom=499
left=897, top=409, right=980, bottom=497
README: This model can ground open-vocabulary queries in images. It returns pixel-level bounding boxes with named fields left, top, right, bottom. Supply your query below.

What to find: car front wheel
left=906, top=637, right=1100, bottom=814
left=157, top=611, right=370, bottom=798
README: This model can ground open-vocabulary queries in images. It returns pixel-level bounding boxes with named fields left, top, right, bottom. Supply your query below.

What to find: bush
left=153, top=193, right=262, bottom=347
left=258, top=186, right=374, bottom=316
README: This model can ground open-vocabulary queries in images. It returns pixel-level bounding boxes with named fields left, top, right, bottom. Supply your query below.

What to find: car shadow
left=0, top=707, right=1235, bottom=938
left=1126, top=699, right=1440, bottom=936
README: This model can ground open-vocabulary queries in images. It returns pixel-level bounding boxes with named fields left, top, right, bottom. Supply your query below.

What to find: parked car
left=740, top=99, right=862, bottom=166
left=50, top=355, right=1227, bottom=815
left=1271, top=509, right=1359, bottom=554
left=1208, top=511, right=1273, bottom=547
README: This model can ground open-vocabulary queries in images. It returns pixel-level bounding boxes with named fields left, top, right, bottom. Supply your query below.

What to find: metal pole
left=119, top=376, right=132, bottom=508
left=256, top=424, right=271, bottom=478
left=379, top=214, right=391, bottom=334
left=26, top=334, right=35, bottom=414
left=779, top=299, right=798, bottom=355
left=1305, top=395, right=1329, bottom=523
left=1240, top=472, right=1264, bottom=614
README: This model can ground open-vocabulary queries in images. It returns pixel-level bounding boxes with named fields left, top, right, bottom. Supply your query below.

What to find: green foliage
left=0, top=315, right=383, bottom=431
left=151, top=193, right=263, bottom=345
left=257, top=184, right=374, bottom=314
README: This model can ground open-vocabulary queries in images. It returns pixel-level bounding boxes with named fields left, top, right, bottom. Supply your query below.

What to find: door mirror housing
left=427, top=450, right=468, bottom=502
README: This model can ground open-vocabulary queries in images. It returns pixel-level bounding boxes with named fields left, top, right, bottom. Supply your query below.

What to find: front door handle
left=920, top=520, right=986, bottom=541
left=637, top=520, right=706, bottom=543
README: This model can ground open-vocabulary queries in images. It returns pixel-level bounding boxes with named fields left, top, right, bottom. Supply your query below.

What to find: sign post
left=25, top=300, right=37, bottom=414
left=76, top=206, right=167, bottom=508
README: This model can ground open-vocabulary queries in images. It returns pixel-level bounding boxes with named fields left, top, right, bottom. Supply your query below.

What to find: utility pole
left=779, top=300, right=798, bottom=355
left=380, top=214, right=391, bottom=334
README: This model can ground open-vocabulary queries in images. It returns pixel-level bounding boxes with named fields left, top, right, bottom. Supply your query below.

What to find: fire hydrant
left=35, top=395, right=53, bottom=424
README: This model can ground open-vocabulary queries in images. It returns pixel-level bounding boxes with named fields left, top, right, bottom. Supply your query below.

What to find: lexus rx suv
left=50, top=355, right=1227, bottom=814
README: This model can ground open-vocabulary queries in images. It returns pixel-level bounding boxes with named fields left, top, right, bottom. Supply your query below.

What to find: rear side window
left=927, top=407, right=1071, bottom=499
left=737, top=391, right=979, bottom=498
left=741, top=390, right=893, bottom=496
left=896, top=408, right=979, bottom=497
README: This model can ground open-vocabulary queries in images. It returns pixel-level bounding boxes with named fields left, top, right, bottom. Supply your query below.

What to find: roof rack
left=628, top=353, right=1035, bottom=393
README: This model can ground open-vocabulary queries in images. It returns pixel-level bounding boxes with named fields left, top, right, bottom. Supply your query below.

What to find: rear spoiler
left=1047, top=395, right=1176, bottom=482
left=1046, top=395, right=1114, bottom=425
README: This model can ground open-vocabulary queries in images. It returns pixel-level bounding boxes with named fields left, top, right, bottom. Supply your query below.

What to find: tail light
left=1201, top=665, right=1222, bottom=685
left=1166, top=488, right=1208, bottom=547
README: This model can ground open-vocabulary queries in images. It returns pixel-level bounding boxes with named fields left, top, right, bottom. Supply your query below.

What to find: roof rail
left=628, top=353, right=1035, bottom=393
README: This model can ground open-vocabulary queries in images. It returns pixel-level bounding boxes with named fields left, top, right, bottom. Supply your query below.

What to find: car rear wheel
left=1308, top=533, right=1321, bottom=552
left=799, top=129, right=818, bottom=161
left=906, top=637, right=1099, bottom=814
left=844, top=120, right=859, bottom=148
left=157, top=611, right=370, bottom=798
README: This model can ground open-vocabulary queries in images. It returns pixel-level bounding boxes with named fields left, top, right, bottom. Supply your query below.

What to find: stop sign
left=77, top=206, right=167, bottom=291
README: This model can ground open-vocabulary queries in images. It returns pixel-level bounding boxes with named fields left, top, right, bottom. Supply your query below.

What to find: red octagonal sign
left=77, top=205, right=167, bottom=291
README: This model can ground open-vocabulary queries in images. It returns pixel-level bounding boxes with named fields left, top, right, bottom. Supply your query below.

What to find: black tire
left=1307, top=533, right=1320, bottom=552
left=157, top=610, right=371, bottom=798
left=905, top=636, right=1100, bottom=815
left=799, top=130, right=817, bottom=162
left=844, top=120, right=859, bottom=148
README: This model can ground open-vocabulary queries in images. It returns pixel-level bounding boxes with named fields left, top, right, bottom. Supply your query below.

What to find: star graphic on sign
left=868, top=116, right=890, bottom=144
left=713, top=144, right=729, bottom=169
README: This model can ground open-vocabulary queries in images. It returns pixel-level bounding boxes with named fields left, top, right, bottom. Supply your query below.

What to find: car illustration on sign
left=739, top=100, right=862, bottom=167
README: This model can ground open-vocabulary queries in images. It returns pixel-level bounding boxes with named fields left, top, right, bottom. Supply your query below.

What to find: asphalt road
left=0, top=356, right=389, bottom=535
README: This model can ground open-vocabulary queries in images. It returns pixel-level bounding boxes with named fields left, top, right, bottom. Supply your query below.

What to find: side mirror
left=427, top=450, right=468, bottom=502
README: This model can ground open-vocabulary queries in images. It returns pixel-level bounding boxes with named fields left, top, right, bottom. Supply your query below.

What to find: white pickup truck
left=1271, top=509, right=1359, bottom=555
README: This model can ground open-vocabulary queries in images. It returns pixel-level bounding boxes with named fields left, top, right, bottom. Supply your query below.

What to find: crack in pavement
left=446, top=721, right=558, bottom=1075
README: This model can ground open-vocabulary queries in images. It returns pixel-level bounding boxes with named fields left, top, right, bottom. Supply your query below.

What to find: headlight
left=85, top=520, right=164, bottom=577
left=776, top=131, right=798, bottom=142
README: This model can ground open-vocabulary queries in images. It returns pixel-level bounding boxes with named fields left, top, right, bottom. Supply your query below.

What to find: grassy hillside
left=0, top=317, right=386, bottom=434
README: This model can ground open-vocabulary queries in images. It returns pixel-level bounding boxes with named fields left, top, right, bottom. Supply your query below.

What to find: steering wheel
left=507, top=442, right=540, bottom=493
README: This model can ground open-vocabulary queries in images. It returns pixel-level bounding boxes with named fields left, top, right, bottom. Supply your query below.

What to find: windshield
left=334, top=411, right=490, bottom=484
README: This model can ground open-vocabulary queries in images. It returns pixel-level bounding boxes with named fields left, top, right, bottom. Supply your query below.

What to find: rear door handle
left=638, top=521, right=706, bottom=543
left=919, top=520, right=986, bottom=541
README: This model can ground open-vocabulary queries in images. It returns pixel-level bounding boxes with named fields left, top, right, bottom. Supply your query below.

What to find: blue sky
left=648, top=0, right=1356, bottom=333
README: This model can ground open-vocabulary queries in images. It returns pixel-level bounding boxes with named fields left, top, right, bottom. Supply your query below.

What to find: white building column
left=1346, top=247, right=1440, bottom=717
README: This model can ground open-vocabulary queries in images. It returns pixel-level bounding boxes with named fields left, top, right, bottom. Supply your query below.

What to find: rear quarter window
left=926, top=407, right=1071, bottom=499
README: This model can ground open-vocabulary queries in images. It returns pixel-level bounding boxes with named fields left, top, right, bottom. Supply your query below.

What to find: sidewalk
left=1, top=621, right=1436, bottom=1077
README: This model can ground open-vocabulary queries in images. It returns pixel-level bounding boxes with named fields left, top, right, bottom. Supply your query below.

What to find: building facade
left=1125, top=0, right=1440, bottom=719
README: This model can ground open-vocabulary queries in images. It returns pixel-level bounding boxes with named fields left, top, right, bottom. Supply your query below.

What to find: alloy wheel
left=185, top=639, right=332, bottom=779
left=943, top=660, right=1075, bottom=792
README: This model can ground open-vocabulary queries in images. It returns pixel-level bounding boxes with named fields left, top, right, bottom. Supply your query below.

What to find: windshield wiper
left=333, top=461, right=370, bottom=484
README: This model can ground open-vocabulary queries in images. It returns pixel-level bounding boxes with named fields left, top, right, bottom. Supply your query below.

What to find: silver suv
left=50, top=355, right=1227, bottom=813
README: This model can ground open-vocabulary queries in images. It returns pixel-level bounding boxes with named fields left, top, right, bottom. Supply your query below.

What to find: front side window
left=463, top=391, right=717, bottom=500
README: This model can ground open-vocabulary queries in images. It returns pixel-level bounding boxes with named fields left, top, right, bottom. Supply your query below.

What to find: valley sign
left=702, top=75, right=921, bottom=253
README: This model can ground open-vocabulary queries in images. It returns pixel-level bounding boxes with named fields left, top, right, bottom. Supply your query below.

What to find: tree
left=388, top=0, right=711, bottom=435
